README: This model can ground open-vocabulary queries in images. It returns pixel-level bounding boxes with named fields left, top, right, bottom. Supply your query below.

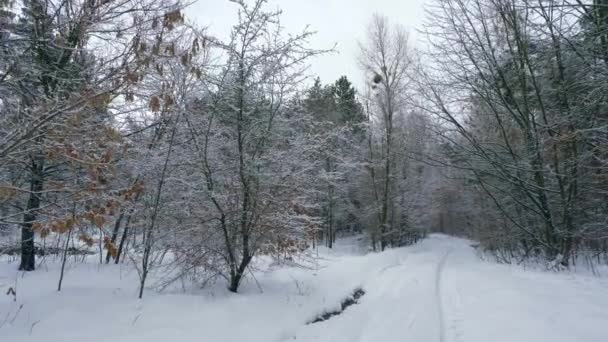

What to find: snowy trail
left=292, top=235, right=457, bottom=342
left=441, top=239, right=608, bottom=342
left=290, top=235, right=608, bottom=342
left=436, top=250, right=451, bottom=342
left=2, top=234, right=608, bottom=342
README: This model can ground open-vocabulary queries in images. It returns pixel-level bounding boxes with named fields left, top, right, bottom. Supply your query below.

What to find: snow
left=2, top=234, right=608, bottom=342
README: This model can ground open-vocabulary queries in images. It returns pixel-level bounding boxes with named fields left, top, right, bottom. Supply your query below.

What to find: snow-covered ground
left=1, top=234, right=608, bottom=342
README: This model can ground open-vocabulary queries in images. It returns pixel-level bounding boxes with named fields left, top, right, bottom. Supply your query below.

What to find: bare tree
left=0, top=0, right=185, bottom=270
left=359, top=14, right=413, bottom=250
left=418, top=0, right=608, bottom=265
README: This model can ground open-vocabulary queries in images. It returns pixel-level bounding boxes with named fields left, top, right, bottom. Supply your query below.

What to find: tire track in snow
left=436, top=250, right=451, bottom=342
left=378, top=255, right=408, bottom=275
left=448, top=286, right=466, bottom=342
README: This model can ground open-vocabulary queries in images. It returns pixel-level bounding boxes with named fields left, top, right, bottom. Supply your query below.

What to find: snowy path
left=436, top=250, right=451, bottom=342
left=2, top=234, right=608, bottom=342
left=292, top=235, right=456, bottom=342
left=290, top=235, right=608, bottom=342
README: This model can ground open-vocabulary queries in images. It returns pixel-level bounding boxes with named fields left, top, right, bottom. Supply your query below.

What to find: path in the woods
left=290, top=235, right=458, bottom=341
left=2, top=235, right=608, bottom=342
left=290, top=234, right=608, bottom=342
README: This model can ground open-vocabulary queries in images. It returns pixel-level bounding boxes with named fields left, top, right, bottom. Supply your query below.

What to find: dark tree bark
left=19, top=156, right=44, bottom=271
left=115, top=214, right=133, bottom=264
left=105, top=212, right=124, bottom=263
left=57, top=225, right=73, bottom=291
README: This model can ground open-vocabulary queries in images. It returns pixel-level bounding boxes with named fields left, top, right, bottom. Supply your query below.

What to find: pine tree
left=333, top=76, right=365, bottom=128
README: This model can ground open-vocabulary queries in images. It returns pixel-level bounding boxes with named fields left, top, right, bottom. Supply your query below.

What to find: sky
left=188, top=0, right=427, bottom=88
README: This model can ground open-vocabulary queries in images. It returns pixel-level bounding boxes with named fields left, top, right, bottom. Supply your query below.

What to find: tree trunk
left=228, top=253, right=252, bottom=293
left=19, top=156, right=44, bottom=271
left=106, top=212, right=124, bottom=263
left=228, top=272, right=242, bottom=293
left=57, top=227, right=73, bottom=291
left=114, top=214, right=132, bottom=264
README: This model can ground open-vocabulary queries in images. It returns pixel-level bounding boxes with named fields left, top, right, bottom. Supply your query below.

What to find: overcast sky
left=189, top=0, right=427, bottom=88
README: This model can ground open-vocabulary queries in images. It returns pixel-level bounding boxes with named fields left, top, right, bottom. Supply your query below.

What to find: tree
left=334, top=76, right=365, bottom=130
left=418, top=0, right=608, bottom=264
left=173, top=0, right=326, bottom=292
left=300, top=76, right=366, bottom=248
left=359, top=14, right=413, bottom=250
left=0, top=0, right=184, bottom=271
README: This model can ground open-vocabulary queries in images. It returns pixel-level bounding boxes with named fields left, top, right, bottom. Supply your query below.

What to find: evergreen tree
left=333, top=76, right=365, bottom=127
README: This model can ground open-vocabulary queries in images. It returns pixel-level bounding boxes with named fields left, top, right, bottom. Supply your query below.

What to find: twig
left=29, top=320, right=40, bottom=335
left=9, top=304, right=24, bottom=324
left=247, top=266, right=263, bottom=294
left=132, top=313, right=141, bottom=326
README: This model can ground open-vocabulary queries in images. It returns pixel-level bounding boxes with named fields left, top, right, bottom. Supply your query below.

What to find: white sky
left=188, top=0, right=427, bottom=88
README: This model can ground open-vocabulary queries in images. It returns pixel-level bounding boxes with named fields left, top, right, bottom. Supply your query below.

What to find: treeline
left=1, top=0, right=607, bottom=298
left=418, top=0, right=608, bottom=266
left=0, top=0, right=432, bottom=296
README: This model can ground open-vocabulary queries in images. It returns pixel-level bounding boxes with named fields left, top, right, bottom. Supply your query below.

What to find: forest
left=2, top=1, right=608, bottom=341
left=1, top=2, right=608, bottom=339
left=1, top=0, right=608, bottom=294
